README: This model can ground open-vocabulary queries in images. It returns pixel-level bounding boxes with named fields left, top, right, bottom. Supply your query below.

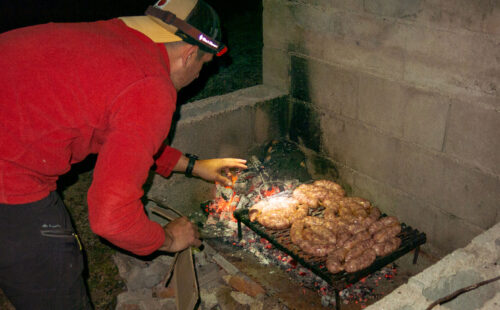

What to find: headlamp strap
left=145, top=5, right=226, bottom=55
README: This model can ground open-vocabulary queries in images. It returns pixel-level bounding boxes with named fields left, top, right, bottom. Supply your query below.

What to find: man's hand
left=159, top=217, right=202, bottom=253
left=192, top=158, right=247, bottom=186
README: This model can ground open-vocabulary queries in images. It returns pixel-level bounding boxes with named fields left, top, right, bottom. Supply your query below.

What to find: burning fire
left=205, top=172, right=283, bottom=222
left=205, top=173, right=240, bottom=222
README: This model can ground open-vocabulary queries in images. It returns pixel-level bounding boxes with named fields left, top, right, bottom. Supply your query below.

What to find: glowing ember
left=206, top=172, right=243, bottom=222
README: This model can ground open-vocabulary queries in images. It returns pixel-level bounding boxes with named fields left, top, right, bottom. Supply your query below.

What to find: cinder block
left=445, top=99, right=500, bottom=176
left=264, top=1, right=407, bottom=81
left=262, top=47, right=289, bottom=91
left=321, top=116, right=349, bottom=166
left=364, top=0, right=422, bottom=18
left=402, top=88, right=450, bottom=151
left=289, top=4, right=336, bottom=35
left=174, top=107, right=255, bottom=158
left=439, top=158, right=500, bottom=229
left=394, top=144, right=447, bottom=205
left=302, top=0, right=364, bottom=11
left=296, top=15, right=406, bottom=81
left=349, top=170, right=400, bottom=216
left=290, top=55, right=359, bottom=119
left=289, top=99, right=321, bottom=152
left=415, top=0, right=497, bottom=34
left=334, top=12, right=403, bottom=45
left=262, top=0, right=294, bottom=50
left=352, top=171, right=484, bottom=255
left=290, top=56, right=312, bottom=103
left=404, top=25, right=500, bottom=97
left=321, top=115, right=401, bottom=185
left=332, top=0, right=364, bottom=11
left=395, top=142, right=500, bottom=229
left=358, top=74, right=406, bottom=136
left=482, top=4, right=500, bottom=35
left=254, top=96, right=290, bottom=144
left=334, top=163, right=355, bottom=194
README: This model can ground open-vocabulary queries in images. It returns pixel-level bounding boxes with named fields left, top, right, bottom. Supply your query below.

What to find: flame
left=207, top=172, right=240, bottom=222
left=207, top=177, right=281, bottom=223
left=263, top=186, right=280, bottom=197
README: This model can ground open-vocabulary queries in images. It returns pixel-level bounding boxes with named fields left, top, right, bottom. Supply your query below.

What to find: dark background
left=0, top=0, right=263, bottom=102
left=1, top=0, right=165, bottom=33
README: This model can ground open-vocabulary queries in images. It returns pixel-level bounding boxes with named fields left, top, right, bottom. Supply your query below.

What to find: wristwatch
left=185, top=153, right=199, bottom=177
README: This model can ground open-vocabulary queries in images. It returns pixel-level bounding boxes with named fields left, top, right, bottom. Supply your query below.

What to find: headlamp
left=145, top=5, right=227, bottom=56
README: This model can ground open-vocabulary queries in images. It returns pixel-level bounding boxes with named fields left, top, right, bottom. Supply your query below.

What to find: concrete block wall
left=263, top=0, right=500, bottom=256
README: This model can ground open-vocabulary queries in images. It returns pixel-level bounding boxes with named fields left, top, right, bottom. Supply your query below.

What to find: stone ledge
left=178, top=85, right=287, bottom=123
left=366, top=222, right=500, bottom=310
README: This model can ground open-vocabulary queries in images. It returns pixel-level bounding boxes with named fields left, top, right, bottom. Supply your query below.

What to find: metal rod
left=237, top=220, right=242, bottom=240
left=334, top=289, right=341, bottom=310
left=413, top=246, right=420, bottom=264
left=147, top=198, right=184, bottom=217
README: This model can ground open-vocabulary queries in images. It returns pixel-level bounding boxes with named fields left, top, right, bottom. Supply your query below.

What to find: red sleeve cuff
left=154, top=146, right=182, bottom=177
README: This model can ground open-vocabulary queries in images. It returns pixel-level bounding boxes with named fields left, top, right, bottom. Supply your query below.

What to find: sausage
left=345, top=239, right=375, bottom=261
left=335, top=231, right=353, bottom=248
left=290, top=216, right=338, bottom=257
left=343, top=231, right=371, bottom=250
left=313, top=180, right=345, bottom=197
left=373, top=237, right=401, bottom=256
left=326, top=247, right=348, bottom=273
left=368, top=216, right=400, bottom=234
left=347, top=222, right=367, bottom=234
left=373, top=224, right=401, bottom=243
left=292, top=184, right=320, bottom=207
left=249, top=197, right=308, bottom=229
left=344, top=249, right=377, bottom=273
left=299, top=241, right=335, bottom=257
left=325, top=259, right=344, bottom=274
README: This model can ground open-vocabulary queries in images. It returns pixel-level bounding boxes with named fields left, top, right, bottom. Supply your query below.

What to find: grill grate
left=233, top=208, right=426, bottom=291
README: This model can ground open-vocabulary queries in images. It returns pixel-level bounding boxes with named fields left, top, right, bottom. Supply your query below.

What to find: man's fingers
left=223, top=158, right=248, bottom=169
left=216, top=175, right=232, bottom=187
left=192, top=238, right=202, bottom=248
left=192, top=223, right=200, bottom=239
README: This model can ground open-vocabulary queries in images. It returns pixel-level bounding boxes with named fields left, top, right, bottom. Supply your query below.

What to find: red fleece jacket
left=0, top=19, right=183, bottom=255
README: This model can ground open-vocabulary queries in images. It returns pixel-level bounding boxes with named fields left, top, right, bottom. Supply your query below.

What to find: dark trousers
left=0, top=192, right=92, bottom=310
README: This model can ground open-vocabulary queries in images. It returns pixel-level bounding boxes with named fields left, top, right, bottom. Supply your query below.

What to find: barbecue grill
left=233, top=207, right=426, bottom=310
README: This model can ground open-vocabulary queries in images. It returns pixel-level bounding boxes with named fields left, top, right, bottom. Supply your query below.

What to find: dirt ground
left=0, top=1, right=263, bottom=309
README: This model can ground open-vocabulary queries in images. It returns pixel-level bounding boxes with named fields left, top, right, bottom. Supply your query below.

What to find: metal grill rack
left=233, top=208, right=426, bottom=310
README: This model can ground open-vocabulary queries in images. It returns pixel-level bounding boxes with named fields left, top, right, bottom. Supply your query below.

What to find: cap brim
left=119, top=16, right=183, bottom=43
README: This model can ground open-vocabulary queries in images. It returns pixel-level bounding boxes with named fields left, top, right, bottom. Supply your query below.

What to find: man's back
left=0, top=19, right=177, bottom=206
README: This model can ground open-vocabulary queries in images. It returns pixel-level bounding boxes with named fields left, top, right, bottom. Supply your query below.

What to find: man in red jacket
left=0, top=0, right=247, bottom=308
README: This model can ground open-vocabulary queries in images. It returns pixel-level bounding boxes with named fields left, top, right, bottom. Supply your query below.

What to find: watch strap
left=185, top=154, right=199, bottom=177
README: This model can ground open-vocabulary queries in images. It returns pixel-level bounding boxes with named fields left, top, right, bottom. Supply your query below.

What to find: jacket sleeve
left=154, top=145, right=182, bottom=177
left=87, top=78, right=177, bottom=256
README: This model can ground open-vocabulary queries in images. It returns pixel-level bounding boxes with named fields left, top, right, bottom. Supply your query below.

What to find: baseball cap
left=119, top=0, right=226, bottom=56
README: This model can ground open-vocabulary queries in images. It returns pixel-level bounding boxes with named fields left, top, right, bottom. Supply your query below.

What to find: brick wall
left=263, top=0, right=500, bottom=255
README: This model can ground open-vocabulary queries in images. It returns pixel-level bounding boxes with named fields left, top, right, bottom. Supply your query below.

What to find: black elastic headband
left=145, top=5, right=227, bottom=56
